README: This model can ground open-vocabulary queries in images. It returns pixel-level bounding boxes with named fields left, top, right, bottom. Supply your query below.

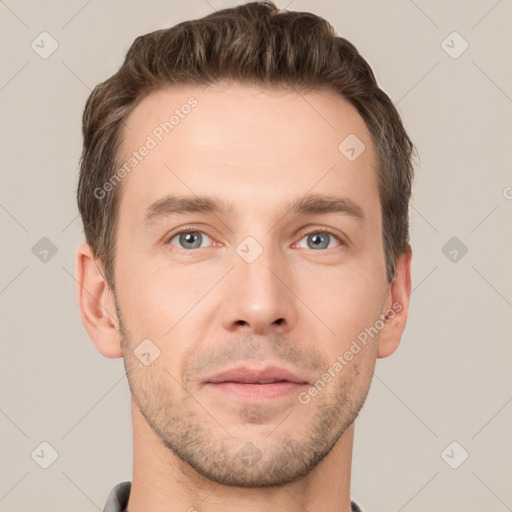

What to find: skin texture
left=76, top=83, right=412, bottom=512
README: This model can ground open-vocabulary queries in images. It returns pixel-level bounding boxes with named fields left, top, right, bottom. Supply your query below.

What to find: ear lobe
left=377, top=247, right=412, bottom=359
left=75, top=242, right=123, bottom=358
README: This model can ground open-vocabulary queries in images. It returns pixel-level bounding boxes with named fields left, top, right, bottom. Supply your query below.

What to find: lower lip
left=205, top=381, right=307, bottom=400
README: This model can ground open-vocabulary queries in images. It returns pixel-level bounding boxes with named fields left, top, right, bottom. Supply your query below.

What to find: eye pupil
left=308, top=233, right=330, bottom=250
left=171, top=230, right=339, bottom=252
left=180, top=232, right=202, bottom=249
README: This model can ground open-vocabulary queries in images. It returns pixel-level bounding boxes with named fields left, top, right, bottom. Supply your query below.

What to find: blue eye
left=168, top=230, right=213, bottom=250
left=296, top=231, right=342, bottom=250
left=166, top=228, right=344, bottom=251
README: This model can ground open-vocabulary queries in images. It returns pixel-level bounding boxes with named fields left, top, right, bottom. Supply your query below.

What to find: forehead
left=116, top=83, right=379, bottom=225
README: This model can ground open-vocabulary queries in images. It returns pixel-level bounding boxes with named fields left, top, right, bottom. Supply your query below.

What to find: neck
left=126, top=399, right=355, bottom=512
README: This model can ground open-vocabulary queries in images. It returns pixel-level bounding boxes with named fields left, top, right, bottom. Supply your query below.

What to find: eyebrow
left=142, top=193, right=367, bottom=227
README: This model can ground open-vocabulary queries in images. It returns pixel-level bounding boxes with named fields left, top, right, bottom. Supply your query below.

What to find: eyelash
left=165, top=225, right=346, bottom=250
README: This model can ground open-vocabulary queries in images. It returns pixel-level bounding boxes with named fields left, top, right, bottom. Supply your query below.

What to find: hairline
left=105, top=81, right=389, bottom=291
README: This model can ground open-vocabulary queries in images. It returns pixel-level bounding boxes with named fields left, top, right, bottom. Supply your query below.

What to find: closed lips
left=203, top=366, right=309, bottom=385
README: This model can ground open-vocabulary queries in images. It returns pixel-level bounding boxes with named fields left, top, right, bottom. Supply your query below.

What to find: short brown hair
left=77, top=0, right=416, bottom=291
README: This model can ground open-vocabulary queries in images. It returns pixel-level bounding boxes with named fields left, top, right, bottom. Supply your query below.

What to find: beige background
left=1, top=1, right=511, bottom=511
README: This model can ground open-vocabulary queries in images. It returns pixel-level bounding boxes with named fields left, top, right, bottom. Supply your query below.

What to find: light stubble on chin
left=116, top=300, right=374, bottom=488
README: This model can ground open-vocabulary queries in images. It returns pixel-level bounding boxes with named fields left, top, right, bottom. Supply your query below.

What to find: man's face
left=113, top=83, right=390, bottom=486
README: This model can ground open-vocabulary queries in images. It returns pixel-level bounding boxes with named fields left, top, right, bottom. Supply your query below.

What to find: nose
left=221, top=239, right=298, bottom=336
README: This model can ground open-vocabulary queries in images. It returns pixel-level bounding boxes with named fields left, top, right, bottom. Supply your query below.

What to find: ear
left=75, top=242, right=122, bottom=358
left=377, top=247, right=412, bottom=359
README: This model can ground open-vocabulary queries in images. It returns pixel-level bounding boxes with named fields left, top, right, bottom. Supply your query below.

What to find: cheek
left=295, top=263, right=384, bottom=349
left=117, top=233, right=385, bottom=343
left=117, top=259, right=219, bottom=349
